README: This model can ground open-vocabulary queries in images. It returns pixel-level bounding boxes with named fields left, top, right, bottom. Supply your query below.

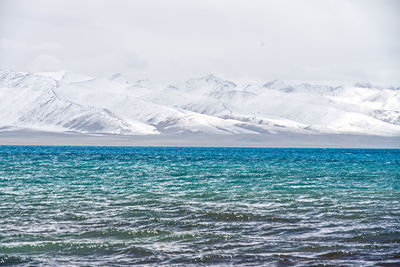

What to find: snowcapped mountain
left=0, top=69, right=399, bottom=136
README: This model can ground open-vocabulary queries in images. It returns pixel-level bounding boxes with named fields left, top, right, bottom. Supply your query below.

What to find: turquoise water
left=0, top=146, right=399, bottom=266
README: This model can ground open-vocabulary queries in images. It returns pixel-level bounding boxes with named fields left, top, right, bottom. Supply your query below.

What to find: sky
left=0, top=0, right=399, bottom=85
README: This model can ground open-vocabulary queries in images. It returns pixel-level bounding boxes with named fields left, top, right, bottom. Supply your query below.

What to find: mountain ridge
left=1, top=69, right=399, bottom=137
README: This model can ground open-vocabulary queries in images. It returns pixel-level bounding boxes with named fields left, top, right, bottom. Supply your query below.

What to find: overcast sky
left=0, top=0, right=399, bottom=85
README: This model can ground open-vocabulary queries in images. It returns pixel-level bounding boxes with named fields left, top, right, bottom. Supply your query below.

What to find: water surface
left=0, top=146, right=399, bottom=266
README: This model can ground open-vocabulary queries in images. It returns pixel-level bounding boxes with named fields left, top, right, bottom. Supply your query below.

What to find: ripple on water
left=0, top=146, right=399, bottom=266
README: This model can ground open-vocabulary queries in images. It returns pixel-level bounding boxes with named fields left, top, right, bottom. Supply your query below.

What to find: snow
left=0, top=69, right=399, bottom=136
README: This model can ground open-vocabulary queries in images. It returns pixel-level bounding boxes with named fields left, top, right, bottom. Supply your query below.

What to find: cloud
left=0, top=0, right=399, bottom=85
left=0, top=38, right=63, bottom=71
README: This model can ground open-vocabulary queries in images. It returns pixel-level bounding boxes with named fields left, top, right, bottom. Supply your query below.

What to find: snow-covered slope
left=0, top=71, right=157, bottom=135
left=1, top=69, right=399, bottom=136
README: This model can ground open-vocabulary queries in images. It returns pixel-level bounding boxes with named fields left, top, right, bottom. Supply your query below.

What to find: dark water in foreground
left=0, top=146, right=399, bottom=266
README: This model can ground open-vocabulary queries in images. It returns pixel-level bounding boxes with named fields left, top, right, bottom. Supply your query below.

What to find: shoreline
left=1, top=130, right=399, bottom=148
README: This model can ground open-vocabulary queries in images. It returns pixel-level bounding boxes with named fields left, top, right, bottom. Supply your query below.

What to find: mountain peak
left=201, top=74, right=219, bottom=81
left=192, top=74, right=236, bottom=86
left=262, top=79, right=286, bottom=89
left=353, top=82, right=374, bottom=89
left=36, top=70, right=93, bottom=84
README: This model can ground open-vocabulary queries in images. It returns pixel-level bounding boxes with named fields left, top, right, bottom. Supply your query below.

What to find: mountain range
left=1, top=69, right=400, bottom=137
